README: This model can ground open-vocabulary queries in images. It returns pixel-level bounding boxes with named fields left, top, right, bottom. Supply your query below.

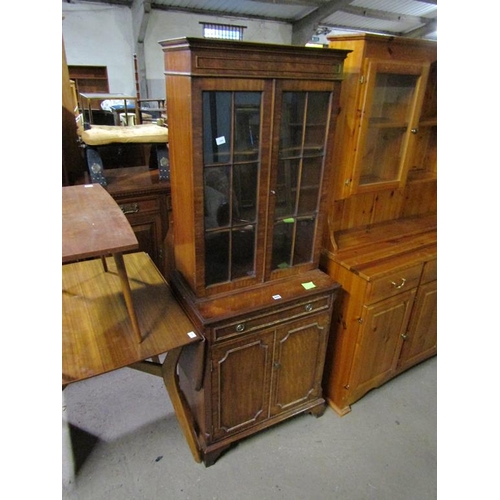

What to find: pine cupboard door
left=270, top=312, right=330, bottom=416
left=350, top=59, right=430, bottom=194
left=210, top=330, right=275, bottom=441
left=348, top=289, right=416, bottom=399
left=397, top=280, right=437, bottom=371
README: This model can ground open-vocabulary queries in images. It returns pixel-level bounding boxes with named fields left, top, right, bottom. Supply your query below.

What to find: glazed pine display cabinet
left=321, top=34, right=437, bottom=416
left=160, top=37, right=349, bottom=465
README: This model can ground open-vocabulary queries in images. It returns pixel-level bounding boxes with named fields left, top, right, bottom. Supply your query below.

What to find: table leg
left=113, top=252, right=142, bottom=343
left=162, top=347, right=202, bottom=463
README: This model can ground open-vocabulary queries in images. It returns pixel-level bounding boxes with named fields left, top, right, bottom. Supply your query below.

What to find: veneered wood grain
left=62, top=252, right=201, bottom=384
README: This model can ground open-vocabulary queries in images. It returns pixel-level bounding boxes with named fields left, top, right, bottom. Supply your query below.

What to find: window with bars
left=201, top=22, right=246, bottom=41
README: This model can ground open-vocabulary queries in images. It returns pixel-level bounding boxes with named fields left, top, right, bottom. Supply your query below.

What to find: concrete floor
left=62, top=356, right=437, bottom=500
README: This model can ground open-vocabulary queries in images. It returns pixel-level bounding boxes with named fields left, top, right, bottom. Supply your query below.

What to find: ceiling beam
left=151, top=3, right=290, bottom=24
left=340, top=5, right=431, bottom=25
left=405, top=18, right=437, bottom=39
left=291, top=0, right=353, bottom=45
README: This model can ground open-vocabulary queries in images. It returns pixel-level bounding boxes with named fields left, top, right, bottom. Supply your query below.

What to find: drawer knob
left=305, top=303, right=313, bottom=312
left=401, top=333, right=408, bottom=340
left=236, top=323, right=245, bottom=332
left=390, top=278, right=406, bottom=289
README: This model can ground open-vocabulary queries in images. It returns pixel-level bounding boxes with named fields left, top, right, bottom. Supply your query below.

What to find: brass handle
left=411, top=128, right=419, bottom=134
left=236, top=323, right=245, bottom=333
left=391, top=278, right=406, bottom=289
left=120, top=203, right=139, bottom=214
left=401, top=333, right=408, bottom=340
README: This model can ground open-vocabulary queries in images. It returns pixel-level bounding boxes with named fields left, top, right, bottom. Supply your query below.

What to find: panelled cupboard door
left=348, top=289, right=416, bottom=398
left=270, top=312, right=330, bottom=415
left=397, top=280, right=437, bottom=371
left=210, top=330, right=274, bottom=441
left=350, top=59, right=430, bottom=195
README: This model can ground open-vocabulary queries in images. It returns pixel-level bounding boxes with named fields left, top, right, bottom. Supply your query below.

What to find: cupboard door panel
left=270, top=314, right=329, bottom=415
left=397, top=280, right=437, bottom=370
left=349, top=289, right=416, bottom=396
left=211, top=332, right=274, bottom=440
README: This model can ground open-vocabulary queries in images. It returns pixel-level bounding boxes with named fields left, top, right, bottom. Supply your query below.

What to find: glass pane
left=280, top=93, right=306, bottom=158
left=293, top=217, right=315, bottom=265
left=203, top=92, right=231, bottom=164
left=275, top=158, right=299, bottom=218
left=232, top=226, right=256, bottom=279
left=298, top=156, right=322, bottom=214
left=204, top=166, right=231, bottom=229
left=360, top=127, right=407, bottom=185
left=359, top=73, right=418, bottom=186
left=234, top=93, right=261, bottom=162
left=233, top=163, right=258, bottom=223
left=370, top=73, right=418, bottom=123
left=272, top=219, right=294, bottom=270
left=304, top=92, right=330, bottom=153
left=203, top=91, right=262, bottom=287
left=271, top=91, right=330, bottom=271
left=205, top=231, right=229, bottom=286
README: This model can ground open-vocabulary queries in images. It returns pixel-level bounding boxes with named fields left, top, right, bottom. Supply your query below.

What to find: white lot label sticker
left=216, top=136, right=226, bottom=145
left=272, top=294, right=282, bottom=300
left=187, top=331, right=197, bottom=339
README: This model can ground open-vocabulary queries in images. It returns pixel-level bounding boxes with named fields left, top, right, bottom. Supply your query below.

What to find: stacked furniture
left=160, top=37, right=349, bottom=465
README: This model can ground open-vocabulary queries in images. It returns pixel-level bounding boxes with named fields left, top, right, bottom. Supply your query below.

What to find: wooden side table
left=62, top=251, right=203, bottom=462
left=62, top=183, right=143, bottom=342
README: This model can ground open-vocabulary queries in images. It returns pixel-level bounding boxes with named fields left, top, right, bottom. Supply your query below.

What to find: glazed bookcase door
left=352, top=60, right=430, bottom=193
left=195, top=79, right=273, bottom=293
left=267, top=80, right=338, bottom=280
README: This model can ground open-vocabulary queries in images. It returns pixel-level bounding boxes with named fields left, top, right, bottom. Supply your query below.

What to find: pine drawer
left=366, top=263, right=423, bottom=304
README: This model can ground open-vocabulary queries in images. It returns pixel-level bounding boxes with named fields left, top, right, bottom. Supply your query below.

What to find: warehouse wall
left=62, top=2, right=292, bottom=98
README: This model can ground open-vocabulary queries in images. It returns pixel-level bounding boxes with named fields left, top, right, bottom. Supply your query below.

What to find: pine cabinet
left=160, top=38, right=348, bottom=465
left=319, top=35, right=437, bottom=415
left=321, top=216, right=437, bottom=415
left=327, top=34, right=437, bottom=200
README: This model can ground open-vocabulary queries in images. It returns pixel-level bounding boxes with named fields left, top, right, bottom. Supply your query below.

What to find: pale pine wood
left=319, top=214, right=436, bottom=415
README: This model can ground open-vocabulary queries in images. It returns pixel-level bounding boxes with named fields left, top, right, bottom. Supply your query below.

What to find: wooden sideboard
left=321, top=214, right=436, bottom=415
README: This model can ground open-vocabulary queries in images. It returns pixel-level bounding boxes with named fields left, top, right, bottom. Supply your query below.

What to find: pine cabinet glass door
left=353, top=60, right=430, bottom=192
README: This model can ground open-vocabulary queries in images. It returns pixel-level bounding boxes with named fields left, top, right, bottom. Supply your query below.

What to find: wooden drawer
left=116, top=196, right=160, bottom=216
left=366, top=263, right=423, bottom=304
left=421, top=258, right=437, bottom=284
left=213, top=295, right=332, bottom=342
